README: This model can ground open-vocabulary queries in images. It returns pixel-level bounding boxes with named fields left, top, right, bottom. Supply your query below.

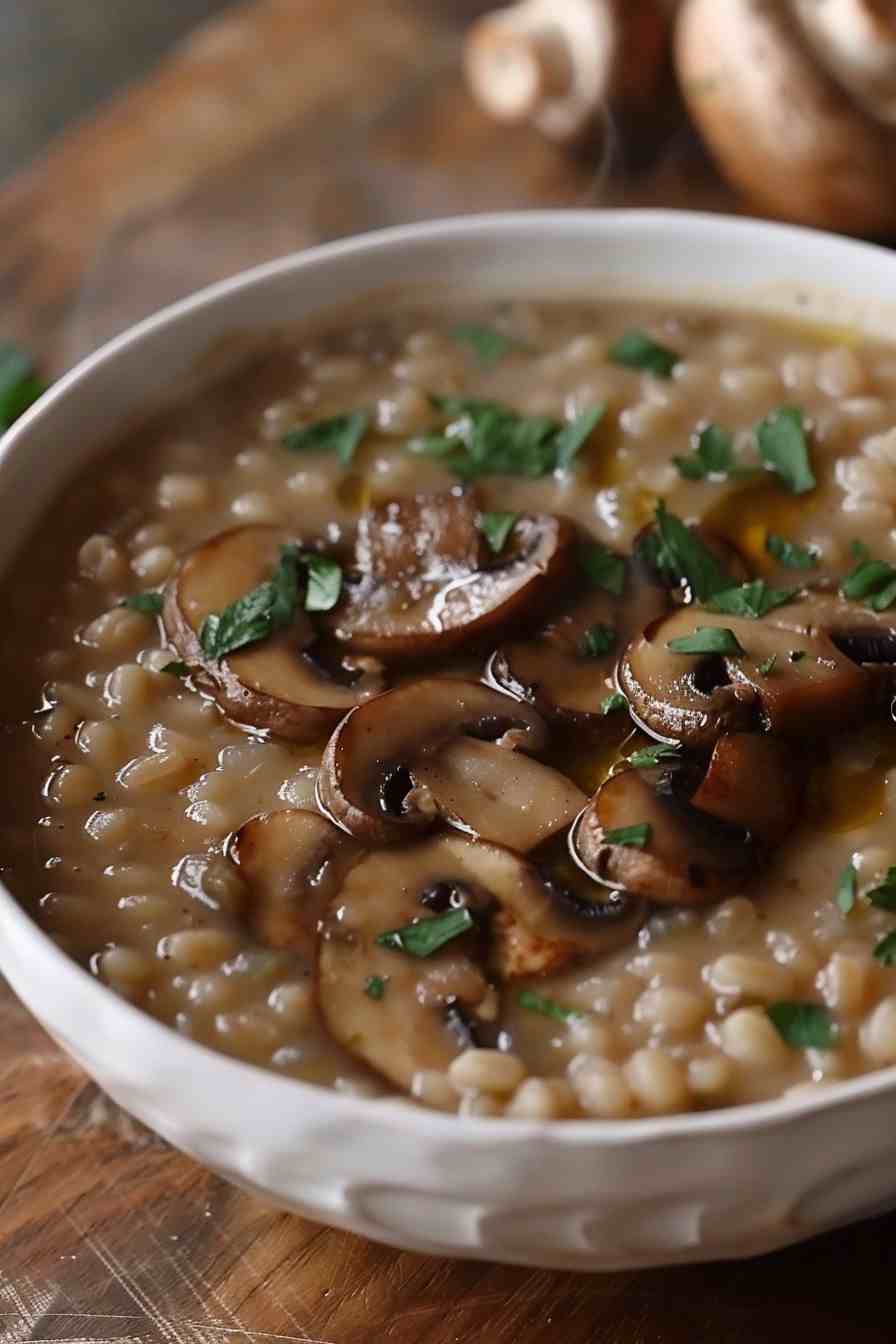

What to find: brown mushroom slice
left=324, top=488, right=577, bottom=659
left=687, top=734, right=805, bottom=849
left=620, top=606, right=870, bottom=749
left=318, top=678, right=549, bottom=845
left=164, top=525, right=383, bottom=741
left=574, top=766, right=756, bottom=907
left=229, top=808, right=358, bottom=959
left=409, top=735, right=587, bottom=852
left=318, top=833, right=645, bottom=1091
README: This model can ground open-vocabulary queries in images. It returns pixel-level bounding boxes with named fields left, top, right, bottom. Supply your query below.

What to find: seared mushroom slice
left=164, top=525, right=383, bottom=742
left=689, top=734, right=805, bottom=849
left=318, top=833, right=646, bottom=1092
left=574, top=765, right=757, bottom=907
left=323, top=487, right=576, bottom=659
left=318, top=678, right=550, bottom=846
left=619, top=602, right=872, bottom=749
left=229, top=809, right=358, bottom=959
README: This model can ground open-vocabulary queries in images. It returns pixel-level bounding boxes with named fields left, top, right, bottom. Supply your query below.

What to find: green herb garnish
left=674, top=423, right=751, bottom=481
left=758, top=655, right=777, bottom=676
left=580, top=542, right=626, bottom=596
left=874, top=930, right=896, bottom=966
left=518, top=989, right=581, bottom=1023
left=479, top=511, right=519, bottom=554
left=609, top=329, right=679, bottom=378
left=766, top=534, right=819, bottom=570
left=0, top=344, right=45, bottom=431
left=451, top=323, right=522, bottom=367
left=603, top=822, right=651, bottom=848
left=413, top=397, right=602, bottom=479
left=580, top=623, right=616, bottom=658
left=757, top=406, right=816, bottom=495
left=708, top=580, right=798, bottom=620
left=601, top=691, right=629, bottom=715
left=376, top=907, right=475, bottom=958
left=200, top=545, right=342, bottom=659
left=553, top=405, right=605, bottom=471
left=161, top=660, right=189, bottom=678
left=652, top=502, right=734, bottom=602
left=667, top=626, right=745, bottom=656
left=628, top=742, right=680, bottom=769
left=283, top=410, right=369, bottom=465
left=836, top=860, right=857, bottom=915
left=364, top=975, right=387, bottom=1000
left=304, top=553, right=343, bottom=612
left=121, top=591, right=163, bottom=616
left=867, top=867, right=896, bottom=912
left=840, top=549, right=896, bottom=611
left=767, top=1001, right=838, bottom=1050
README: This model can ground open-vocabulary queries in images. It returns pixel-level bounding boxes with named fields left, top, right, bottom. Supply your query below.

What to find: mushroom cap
left=163, top=525, right=383, bottom=742
left=317, top=678, right=550, bottom=846
left=324, top=488, right=577, bottom=660
left=574, top=765, right=757, bottom=907
left=229, top=808, right=357, bottom=960
left=676, top=0, right=896, bottom=233
left=793, top=0, right=896, bottom=125
left=689, top=733, right=805, bottom=849
left=619, top=599, right=877, bottom=749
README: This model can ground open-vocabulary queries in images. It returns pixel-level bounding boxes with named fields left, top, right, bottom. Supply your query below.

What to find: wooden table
left=0, top=3, right=890, bottom=1338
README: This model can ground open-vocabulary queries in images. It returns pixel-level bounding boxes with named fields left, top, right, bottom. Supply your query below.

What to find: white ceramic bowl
left=5, top=211, right=896, bottom=1272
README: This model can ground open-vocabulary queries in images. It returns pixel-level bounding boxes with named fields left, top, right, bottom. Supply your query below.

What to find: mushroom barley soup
left=11, top=301, right=896, bottom=1122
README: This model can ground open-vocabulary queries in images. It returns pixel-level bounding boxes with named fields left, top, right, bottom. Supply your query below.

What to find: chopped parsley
left=674, top=423, right=751, bottom=481
left=518, top=989, right=581, bottom=1023
left=199, top=544, right=342, bottom=659
left=836, top=860, right=857, bottom=915
left=874, top=930, right=896, bottom=966
left=603, top=822, right=651, bottom=848
left=628, top=742, right=680, bottom=769
left=758, top=654, right=778, bottom=676
left=161, top=660, right=189, bottom=678
left=867, top=867, right=896, bottom=912
left=553, top=404, right=605, bottom=471
left=840, top=549, right=896, bottom=611
left=580, top=623, right=617, bottom=658
left=651, top=502, right=734, bottom=602
left=766, top=534, right=819, bottom=570
left=121, top=591, right=163, bottom=616
left=756, top=406, right=816, bottom=495
left=609, top=329, right=679, bottom=378
left=580, top=542, right=626, bottom=596
left=478, top=511, right=519, bottom=554
left=451, top=323, right=523, bottom=367
left=601, top=691, right=629, bottom=715
left=667, top=626, right=745, bottom=656
left=707, top=580, right=798, bottom=620
left=0, top=344, right=46, bottom=431
left=364, top=975, right=387, bottom=1000
left=376, top=907, right=475, bottom=958
left=410, top=397, right=603, bottom=479
left=283, top=410, right=369, bottom=465
left=767, top=1001, right=837, bottom=1050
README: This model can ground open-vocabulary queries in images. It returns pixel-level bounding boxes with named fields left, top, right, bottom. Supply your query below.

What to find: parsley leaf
left=767, top=1001, right=837, bottom=1050
left=674, top=423, right=748, bottom=481
left=667, top=626, right=745, bottom=656
left=628, top=742, right=680, bottom=769
left=161, top=660, right=189, bottom=678
left=758, top=654, right=777, bottom=676
left=580, top=623, right=616, bottom=657
left=653, top=502, right=734, bottom=602
left=708, top=580, right=798, bottom=620
left=283, top=410, right=369, bottom=465
left=121, top=591, right=163, bottom=616
left=874, top=930, right=896, bottom=966
left=840, top=550, right=896, bottom=611
left=479, top=511, right=519, bottom=554
left=364, top=975, right=387, bottom=1000
left=518, top=989, right=581, bottom=1023
left=609, top=329, right=679, bottom=378
left=836, top=860, right=857, bottom=915
left=304, top=554, right=343, bottom=612
left=601, top=691, right=629, bottom=715
left=604, top=822, right=651, bottom=848
left=451, top=323, right=523, bottom=367
left=0, top=344, right=45, bottom=431
left=867, top=867, right=896, bottom=912
left=553, top=404, right=605, bottom=471
left=757, top=406, right=816, bottom=495
left=580, top=542, right=626, bottom=596
left=376, top=907, right=474, bottom=958
left=766, top=534, right=819, bottom=570
left=199, top=545, right=341, bottom=659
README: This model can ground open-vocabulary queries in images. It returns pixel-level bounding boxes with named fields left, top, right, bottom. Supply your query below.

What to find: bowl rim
left=6, top=205, right=896, bottom=1146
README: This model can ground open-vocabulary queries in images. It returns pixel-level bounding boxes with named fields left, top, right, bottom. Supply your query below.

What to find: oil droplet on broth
left=703, top=478, right=822, bottom=573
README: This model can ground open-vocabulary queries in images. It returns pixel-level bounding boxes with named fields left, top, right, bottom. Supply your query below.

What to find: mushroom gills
left=229, top=808, right=357, bottom=960
left=163, top=524, right=383, bottom=742
left=324, top=487, right=577, bottom=659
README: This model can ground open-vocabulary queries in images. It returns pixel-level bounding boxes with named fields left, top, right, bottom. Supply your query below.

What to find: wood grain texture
left=0, top=1, right=886, bottom=1338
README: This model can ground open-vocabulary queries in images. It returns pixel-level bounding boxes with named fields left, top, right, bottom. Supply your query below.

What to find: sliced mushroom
left=229, top=809, right=358, bottom=959
left=318, top=678, right=549, bottom=845
left=323, top=487, right=576, bottom=659
left=318, top=832, right=646, bottom=1091
left=164, top=525, right=383, bottom=742
left=793, top=0, right=896, bottom=126
left=619, top=602, right=874, bottom=749
left=574, top=765, right=757, bottom=906
left=688, top=733, right=805, bottom=849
